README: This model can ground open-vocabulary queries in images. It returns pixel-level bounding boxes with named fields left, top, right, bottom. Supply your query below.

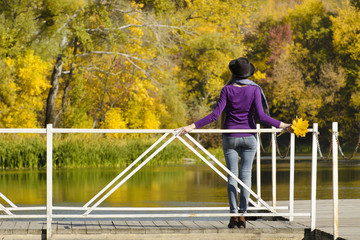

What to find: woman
left=177, top=57, right=291, bottom=229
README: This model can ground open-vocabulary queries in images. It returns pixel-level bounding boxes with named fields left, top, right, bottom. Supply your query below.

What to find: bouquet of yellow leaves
left=278, top=117, right=309, bottom=137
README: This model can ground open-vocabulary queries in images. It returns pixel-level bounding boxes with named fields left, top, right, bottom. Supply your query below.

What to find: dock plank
left=86, top=221, right=101, bottom=234
left=112, top=220, right=129, bottom=233
left=72, top=221, right=86, bottom=234
left=166, top=220, right=189, bottom=233
left=0, top=220, right=16, bottom=234
left=139, top=221, right=158, bottom=233
left=247, top=220, right=274, bottom=230
left=14, top=221, right=29, bottom=234
left=27, top=221, right=44, bottom=234
left=126, top=220, right=145, bottom=234
left=99, top=221, right=116, bottom=233
left=194, top=220, right=217, bottom=233
left=51, top=221, right=58, bottom=234
left=179, top=220, right=203, bottom=233
left=57, top=221, right=71, bottom=234
left=153, top=220, right=175, bottom=233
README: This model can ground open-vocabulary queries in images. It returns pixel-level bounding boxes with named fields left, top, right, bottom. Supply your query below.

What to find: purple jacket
left=194, top=85, right=281, bottom=137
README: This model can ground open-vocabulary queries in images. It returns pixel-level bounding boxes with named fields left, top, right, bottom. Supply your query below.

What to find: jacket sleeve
left=194, top=87, right=227, bottom=129
left=253, top=88, right=281, bottom=127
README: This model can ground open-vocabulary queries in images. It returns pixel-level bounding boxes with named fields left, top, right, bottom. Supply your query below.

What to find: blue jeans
left=222, top=135, right=257, bottom=213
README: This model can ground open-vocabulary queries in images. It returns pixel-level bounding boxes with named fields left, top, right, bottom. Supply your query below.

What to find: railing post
left=271, top=126, right=277, bottom=207
left=256, top=124, right=261, bottom=206
left=311, top=123, right=318, bottom=231
left=46, top=124, right=53, bottom=239
left=332, top=122, right=339, bottom=239
left=289, top=132, right=295, bottom=221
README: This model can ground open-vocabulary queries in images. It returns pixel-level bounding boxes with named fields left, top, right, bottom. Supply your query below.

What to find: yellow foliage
left=254, top=71, right=267, bottom=81
left=102, top=108, right=128, bottom=138
left=14, top=51, right=50, bottom=97
left=331, top=2, right=360, bottom=61
left=125, top=80, right=165, bottom=129
left=1, top=107, right=38, bottom=128
left=350, top=91, right=360, bottom=109
left=0, top=51, right=51, bottom=128
left=291, top=117, right=309, bottom=137
left=44, top=0, right=86, bottom=13
left=143, top=110, right=160, bottom=129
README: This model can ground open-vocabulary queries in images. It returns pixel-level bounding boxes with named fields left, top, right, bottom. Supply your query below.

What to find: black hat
left=228, top=57, right=255, bottom=78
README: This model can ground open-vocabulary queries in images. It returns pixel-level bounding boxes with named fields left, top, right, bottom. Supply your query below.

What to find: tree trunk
left=62, top=37, right=78, bottom=115
left=45, top=55, right=63, bottom=127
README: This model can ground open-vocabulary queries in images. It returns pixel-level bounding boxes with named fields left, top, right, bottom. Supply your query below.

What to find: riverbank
left=1, top=135, right=359, bottom=169
left=0, top=135, right=192, bottom=169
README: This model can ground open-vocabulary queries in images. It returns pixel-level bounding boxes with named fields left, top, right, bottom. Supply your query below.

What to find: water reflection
left=1, top=161, right=359, bottom=207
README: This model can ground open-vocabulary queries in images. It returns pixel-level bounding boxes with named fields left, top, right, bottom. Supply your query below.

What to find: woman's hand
left=277, top=122, right=292, bottom=137
left=279, top=122, right=293, bottom=133
left=279, top=122, right=291, bottom=129
left=176, top=123, right=196, bottom=136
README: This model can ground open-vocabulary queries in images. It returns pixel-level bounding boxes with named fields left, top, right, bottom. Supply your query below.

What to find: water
left=1, top=161, right=360, bottom=207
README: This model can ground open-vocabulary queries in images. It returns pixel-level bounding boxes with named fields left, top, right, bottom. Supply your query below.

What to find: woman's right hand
left=279, top=122, right=292, bottom=133
left=175, top=123, right=196, bottom=136
left=279, top=122, right=291, bottom=129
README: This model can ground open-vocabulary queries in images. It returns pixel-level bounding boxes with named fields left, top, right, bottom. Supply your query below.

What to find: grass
left=0, top=135, right=46, bottom=169
left=0, top=134, right=207, bottom=169
left=4, top=133, right=353, bottom=169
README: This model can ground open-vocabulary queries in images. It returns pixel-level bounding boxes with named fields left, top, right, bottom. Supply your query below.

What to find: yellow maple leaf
left=291, top=117, right=309, bottom=137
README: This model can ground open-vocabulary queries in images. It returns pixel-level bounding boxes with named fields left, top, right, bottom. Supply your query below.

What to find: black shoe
left=228, top=217, right=239, bottom=228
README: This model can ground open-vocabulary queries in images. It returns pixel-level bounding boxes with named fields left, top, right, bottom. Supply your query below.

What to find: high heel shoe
left=228, top=217, right=239, bottom=228
left=238, top=216, right=246, bottom=228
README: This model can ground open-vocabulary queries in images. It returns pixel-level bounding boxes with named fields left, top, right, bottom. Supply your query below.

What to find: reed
left=0, top=135, right=46, bottom=169
left=0, top=134, right=198, bottom=169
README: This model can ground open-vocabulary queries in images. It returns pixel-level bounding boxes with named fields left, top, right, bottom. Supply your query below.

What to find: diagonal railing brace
left=83, top=134, right=177, bottom=216
left=185, top=133, right=275, bottom=213
left=83, top=133, right=170, bottom=208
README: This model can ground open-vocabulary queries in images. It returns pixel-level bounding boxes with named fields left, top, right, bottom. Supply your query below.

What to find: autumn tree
left=0, top=51, right=51, bottom=128
left=242, top=0, right=357, bottom=146
left=44, top=0, right=189, bottom=130
left=174, top=0, right=255, bottom=123
left=0, top=0, right=53, bottom=128
left=330, top=0, right=360, bottom=141
left=0, top=0, right=189, bottom=130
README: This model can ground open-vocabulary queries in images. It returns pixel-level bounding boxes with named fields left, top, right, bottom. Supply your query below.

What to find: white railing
left=0, top=123, right=337, bottom=239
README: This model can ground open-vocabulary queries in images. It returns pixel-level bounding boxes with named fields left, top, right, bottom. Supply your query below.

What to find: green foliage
left=0, top=135, right=46, bottom=169
left=0, top=135, right=193, bottom=169
left=286, top=0, right=335, bottom=82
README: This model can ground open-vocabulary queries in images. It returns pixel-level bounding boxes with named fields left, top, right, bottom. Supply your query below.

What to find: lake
left=1, top=161, right=359, bottom=207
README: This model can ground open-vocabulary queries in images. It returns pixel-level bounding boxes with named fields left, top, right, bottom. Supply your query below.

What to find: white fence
left=0, top=123, right=340, bottom=239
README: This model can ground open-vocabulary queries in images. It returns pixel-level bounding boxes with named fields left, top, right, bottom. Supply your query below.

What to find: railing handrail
left=0, top=127, right=315, bottom=134
left=0, top=124, right=323, bottom=239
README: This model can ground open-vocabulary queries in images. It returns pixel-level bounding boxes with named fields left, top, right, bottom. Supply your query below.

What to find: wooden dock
left=0, top=219, right=310, bottom=240
left=282, top=199, right=359, bottom=240
left=0, top=199, right=358, bottom=239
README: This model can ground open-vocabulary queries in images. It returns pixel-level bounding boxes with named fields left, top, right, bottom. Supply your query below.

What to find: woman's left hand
left=176, top=123, right=196, bottom=136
